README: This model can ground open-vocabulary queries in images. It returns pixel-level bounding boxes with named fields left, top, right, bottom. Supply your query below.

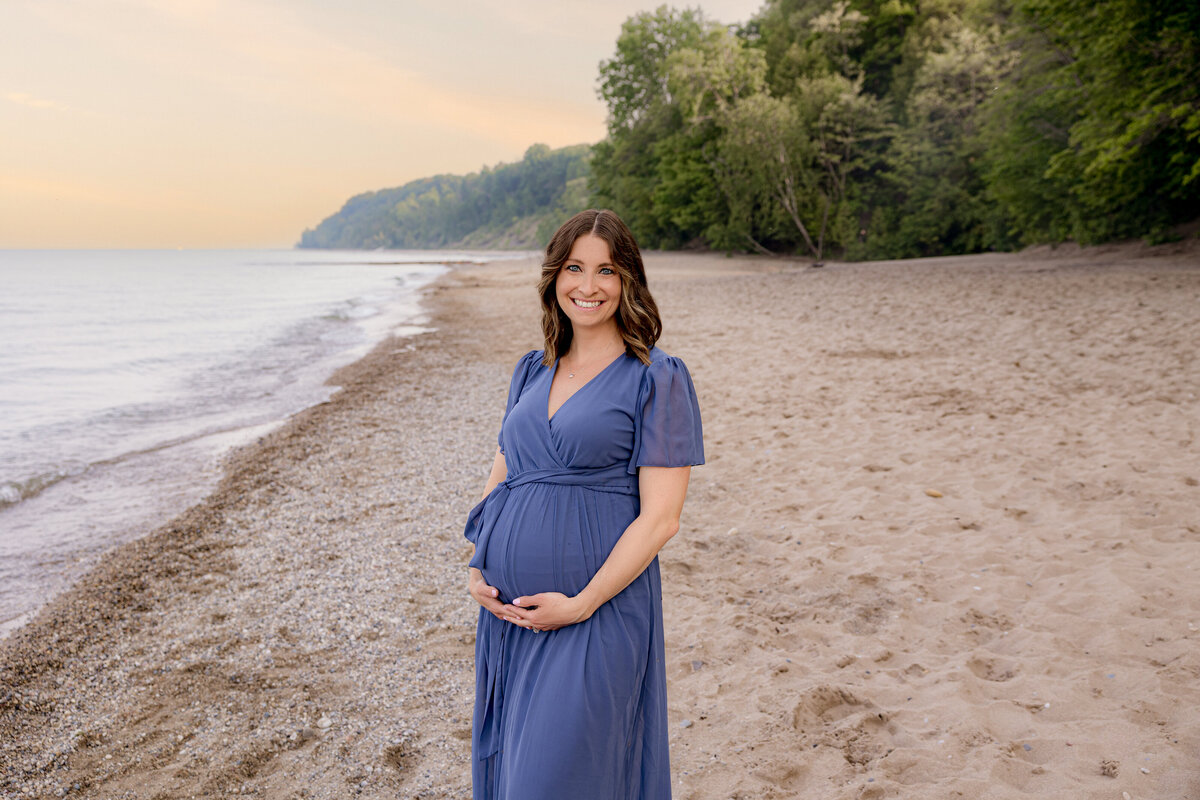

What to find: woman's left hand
left=510, top=592, right=593, bottom=632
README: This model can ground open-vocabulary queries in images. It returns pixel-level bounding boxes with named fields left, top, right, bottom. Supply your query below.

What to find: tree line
left=299, top=0, right=1196, bottom=259
left=590, top=0, right=1199, bottom=261
left=298, top=144, right=591, bottom=249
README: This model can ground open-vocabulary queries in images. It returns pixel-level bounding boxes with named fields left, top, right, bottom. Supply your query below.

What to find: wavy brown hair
left=537, top=209, right=662, bottom=366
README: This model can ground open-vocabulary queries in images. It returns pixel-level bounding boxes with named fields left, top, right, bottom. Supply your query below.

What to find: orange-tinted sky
left=0, top=0, right=763, bottom=248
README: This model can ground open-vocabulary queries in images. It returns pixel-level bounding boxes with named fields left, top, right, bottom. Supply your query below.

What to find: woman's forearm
left=575, top=512, right=679, bottom=616
left=572, top=466, right=691, bottom=617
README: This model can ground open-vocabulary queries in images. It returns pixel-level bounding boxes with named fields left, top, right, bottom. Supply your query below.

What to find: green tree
left=598, top=5, right=708, bottom=132
left=984, top=0, right=1200, bottom=242
left=661, top=21, right=772, bottom=249
left=667, top=22, right=768, bottom=121
left=870, top=23, right=1015, bottom=256
left=712, top=76, right=883, bottom=262
left=592, top=6, right=709, bottom=246
left=712, top=94, right=814, bottom=254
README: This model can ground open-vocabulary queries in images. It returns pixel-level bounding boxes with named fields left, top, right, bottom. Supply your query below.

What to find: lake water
left=0, top=248, right=527, bottom=636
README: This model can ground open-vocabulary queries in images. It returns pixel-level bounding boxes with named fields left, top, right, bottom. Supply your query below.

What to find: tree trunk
left=776, top=162, right=821, bottom=260
left=744, top=234, right=775, bottom=256
left=815, top=193, right=830, bottom=265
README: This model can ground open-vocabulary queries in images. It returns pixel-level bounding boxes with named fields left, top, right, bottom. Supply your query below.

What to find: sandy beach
left=2, top=242, right=1199, bottom=799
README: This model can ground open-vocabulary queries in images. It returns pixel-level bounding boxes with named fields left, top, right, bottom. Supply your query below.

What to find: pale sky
left=0, top=0, right=764, bottom=248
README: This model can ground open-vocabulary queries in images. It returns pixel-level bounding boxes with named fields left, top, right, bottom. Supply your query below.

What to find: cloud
left=4, top=91, right=67, bottom=111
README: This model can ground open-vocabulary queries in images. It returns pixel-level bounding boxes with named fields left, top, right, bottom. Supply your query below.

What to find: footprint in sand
left=966, top=655, right=1020, bottom=682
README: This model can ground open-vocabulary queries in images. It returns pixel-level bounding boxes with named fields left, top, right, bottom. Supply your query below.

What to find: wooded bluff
left=300, top=0, right=1198, bottom=260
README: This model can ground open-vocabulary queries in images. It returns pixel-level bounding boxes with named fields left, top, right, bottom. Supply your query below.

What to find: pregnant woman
left=464, top=209, right=704, bottom=799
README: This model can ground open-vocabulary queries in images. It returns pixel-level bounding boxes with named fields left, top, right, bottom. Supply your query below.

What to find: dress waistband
left=502, top=463, right=637, bottom=493
left=464, top=462, right=636, bottom=568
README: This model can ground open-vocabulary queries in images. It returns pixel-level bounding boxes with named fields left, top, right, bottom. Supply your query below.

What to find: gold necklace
left=563, top=345, right=623, bottom=379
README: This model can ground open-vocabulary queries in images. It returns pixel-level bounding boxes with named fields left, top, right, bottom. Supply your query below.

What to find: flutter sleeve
left=497, top=349, right=542, bottom=455
left=629, top=355, right=705, bottom=473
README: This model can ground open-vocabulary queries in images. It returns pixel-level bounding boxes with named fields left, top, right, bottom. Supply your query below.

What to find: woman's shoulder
left=631, top=347, right=697, bottom=393
left=506, top=349, right=546, bottom=398
left=516, top=348, right=545, bottom=368
left=512, top=348, right=548, bottom=377
left=643, top=346, right=692, bottom=372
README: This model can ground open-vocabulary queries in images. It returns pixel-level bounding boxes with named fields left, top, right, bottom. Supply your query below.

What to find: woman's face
left=555, top=234, right=621, bottom=335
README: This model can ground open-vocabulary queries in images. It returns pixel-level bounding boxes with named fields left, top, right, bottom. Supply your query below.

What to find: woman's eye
left=599, top=267, right=615, bottom=275
left=565, top=264, right=582, bottom=272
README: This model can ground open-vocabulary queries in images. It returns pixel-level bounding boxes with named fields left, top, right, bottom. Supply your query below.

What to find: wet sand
left=2, top=242, right=1199, bottom=799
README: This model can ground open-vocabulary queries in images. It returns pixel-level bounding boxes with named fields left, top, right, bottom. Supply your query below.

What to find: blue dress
left=464, top=347, right=704, bottom=800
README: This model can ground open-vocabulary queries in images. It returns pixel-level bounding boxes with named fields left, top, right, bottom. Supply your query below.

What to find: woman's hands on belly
left=468, top=567, right=528, bottom=626
left=507, top=591, right=593, bottom=632
left=469, top=563, right=592, bottom=633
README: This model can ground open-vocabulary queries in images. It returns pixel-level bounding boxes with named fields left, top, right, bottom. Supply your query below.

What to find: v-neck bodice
left=547, top=351, right=628, bottom=423
left=501, top=350, right=640, bottom=470
left=496, top=347, right=703, bottom=474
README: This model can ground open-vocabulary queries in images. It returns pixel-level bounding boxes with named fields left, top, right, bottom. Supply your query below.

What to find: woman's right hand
left=469, top=567, right=527, bottom=626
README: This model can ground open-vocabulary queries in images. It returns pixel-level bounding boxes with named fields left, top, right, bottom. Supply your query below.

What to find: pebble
left=680, top=719, right=693, bottom=728
left=0, top=318, right=499, bottom=794
left=924, top=489, right=943, bottom=498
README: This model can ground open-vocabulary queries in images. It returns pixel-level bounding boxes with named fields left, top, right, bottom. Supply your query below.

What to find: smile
left=572, top=298, right=603, bottom=308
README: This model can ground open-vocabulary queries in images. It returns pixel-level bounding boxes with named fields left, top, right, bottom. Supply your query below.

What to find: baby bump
left=483, top=484, right=637, bottom=602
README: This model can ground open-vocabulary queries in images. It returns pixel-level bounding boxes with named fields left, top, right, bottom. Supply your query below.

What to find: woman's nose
left=581, top=272, right=596, bottom=293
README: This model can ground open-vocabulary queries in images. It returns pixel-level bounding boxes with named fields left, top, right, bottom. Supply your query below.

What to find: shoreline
left=0, top=248, right=470, bottom=640
left=3, top=244, right=1200, bottom=799
left=0, top=418, right=285, bottom=640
